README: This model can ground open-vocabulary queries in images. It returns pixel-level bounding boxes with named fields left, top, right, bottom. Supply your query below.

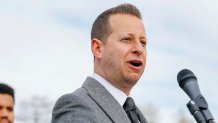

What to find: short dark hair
left=91, top=3, right=142, bottom=43
left=0, top=83, right=15, bottom=103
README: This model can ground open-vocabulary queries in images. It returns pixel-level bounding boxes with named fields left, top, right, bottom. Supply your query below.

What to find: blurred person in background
left=0, top=83, right=15, bottom=123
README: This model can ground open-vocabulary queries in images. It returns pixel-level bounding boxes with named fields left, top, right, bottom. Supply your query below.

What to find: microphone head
left=177, top=69, right=197, bottom=88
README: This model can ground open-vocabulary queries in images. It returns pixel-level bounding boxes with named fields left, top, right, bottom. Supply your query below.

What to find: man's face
left=0, top=94, right=14, bottom=123
left=99, top=14, right=147, bottom=90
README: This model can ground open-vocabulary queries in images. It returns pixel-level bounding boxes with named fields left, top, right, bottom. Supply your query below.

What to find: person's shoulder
left=52, top=88, right=98, bottom=123
left=54, top=87, right=89, bottom=106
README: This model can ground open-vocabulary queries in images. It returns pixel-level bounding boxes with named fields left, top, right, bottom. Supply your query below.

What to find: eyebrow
left=126, top=33, right=147, bottom=41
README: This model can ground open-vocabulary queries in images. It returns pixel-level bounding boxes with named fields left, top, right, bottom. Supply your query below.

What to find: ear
left=91, top=38, right=104, bottom=60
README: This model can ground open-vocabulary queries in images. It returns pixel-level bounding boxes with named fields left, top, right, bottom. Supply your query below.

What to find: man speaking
left=52, top=3, right=148, bottom=123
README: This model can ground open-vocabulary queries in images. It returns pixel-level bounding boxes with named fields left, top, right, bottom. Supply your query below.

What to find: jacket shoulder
left=51, top=88, right=97, bottom=123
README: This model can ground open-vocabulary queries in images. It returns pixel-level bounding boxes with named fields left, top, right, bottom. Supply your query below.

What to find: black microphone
left=177, top=69, right=215, bottom=123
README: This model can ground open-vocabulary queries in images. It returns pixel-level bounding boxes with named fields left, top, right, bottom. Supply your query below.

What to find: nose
left=0, top=109, right=9, bottom=118
left=131, top=41, right=145, bottom=55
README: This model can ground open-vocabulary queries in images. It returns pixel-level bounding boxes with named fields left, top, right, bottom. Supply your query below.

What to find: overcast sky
left=0, top=0, right=218, bottom=122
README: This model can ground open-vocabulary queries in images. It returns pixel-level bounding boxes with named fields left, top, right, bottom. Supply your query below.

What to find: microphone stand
left=186, top=97, right=216, bottom=123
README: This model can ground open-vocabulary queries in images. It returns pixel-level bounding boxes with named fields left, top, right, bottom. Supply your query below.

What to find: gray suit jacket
left=52, top=77, right=147, bottom=123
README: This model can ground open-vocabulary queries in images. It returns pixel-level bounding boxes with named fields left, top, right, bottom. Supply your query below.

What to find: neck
left=94, top=70, right=132, bottom=96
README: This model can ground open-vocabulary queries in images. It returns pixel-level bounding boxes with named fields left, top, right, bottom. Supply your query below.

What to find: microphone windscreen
left=177, top=69, right=197, bottom=88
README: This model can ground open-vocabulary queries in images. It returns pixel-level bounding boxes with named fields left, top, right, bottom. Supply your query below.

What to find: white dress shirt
left=92, top=73, right=142, bottom=123
left=92, top=73, right=128, bottom=106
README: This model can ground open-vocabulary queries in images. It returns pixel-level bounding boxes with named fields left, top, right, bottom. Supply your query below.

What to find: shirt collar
left=92, top=73, right=128, bottom=106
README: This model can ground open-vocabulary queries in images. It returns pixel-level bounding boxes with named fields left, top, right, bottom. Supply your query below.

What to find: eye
left=7, top=107, right=14, bottom=112
left=121, top=37, right=132, bottom=42
left=140, top=40, right=147, bottom=47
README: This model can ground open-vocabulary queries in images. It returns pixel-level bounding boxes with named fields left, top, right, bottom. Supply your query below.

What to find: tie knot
left=123, top=97, right=136, bottom=112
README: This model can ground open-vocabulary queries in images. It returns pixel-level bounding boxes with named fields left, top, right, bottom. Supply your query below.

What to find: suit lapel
left=82, top=77, right=131, bottom=123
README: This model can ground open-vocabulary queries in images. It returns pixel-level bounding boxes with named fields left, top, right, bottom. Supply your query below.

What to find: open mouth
left=130, top=61, right=142, bottom=67
left=128, top=60, right=143, bottom=68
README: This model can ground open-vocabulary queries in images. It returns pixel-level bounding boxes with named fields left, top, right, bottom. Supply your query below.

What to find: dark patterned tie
left=123, top=97, right=139, bottom=123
